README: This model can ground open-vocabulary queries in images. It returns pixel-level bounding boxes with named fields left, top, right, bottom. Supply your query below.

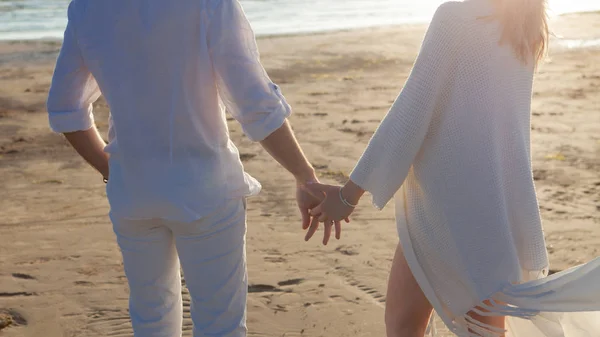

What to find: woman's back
left=327, top=2, right=600, bottom=336
left=349, top=0, right=550, bottom=320
left=407, top=0, right=549, bottom=313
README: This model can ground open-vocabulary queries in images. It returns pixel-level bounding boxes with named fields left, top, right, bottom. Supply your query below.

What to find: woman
left=305, top=0, right=600, bottom=336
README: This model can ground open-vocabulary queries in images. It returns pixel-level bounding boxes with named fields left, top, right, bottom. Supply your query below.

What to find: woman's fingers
left=304, top=185, right=349, bottom=244
left=305, top=215, right=320, bottom=241
left=323, top=221, right=333, bottom=245
left=334, top=220, right=342, bottom=240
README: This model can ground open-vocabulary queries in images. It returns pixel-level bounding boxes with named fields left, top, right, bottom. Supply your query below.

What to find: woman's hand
left=296, top=179, right=324, bottom=231
left=303, top=182, right=362, bottom=245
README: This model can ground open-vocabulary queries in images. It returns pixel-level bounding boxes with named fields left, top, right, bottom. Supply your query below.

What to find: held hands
left=296, top=180, right=325, bottom=232
left=301, top=182, right=361, bottom=245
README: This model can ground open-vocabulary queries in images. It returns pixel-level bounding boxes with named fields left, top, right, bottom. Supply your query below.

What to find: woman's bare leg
left=467, top=302, right=506, bottom=336
left=385, top=243, right=505, bottom=337
left=385, top=243, right=434, bottom=337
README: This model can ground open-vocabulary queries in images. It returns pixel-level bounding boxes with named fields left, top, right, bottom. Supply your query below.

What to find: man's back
left=48, top=0, right=292, bottom=221
left=67, top=0, right=230, bottom=157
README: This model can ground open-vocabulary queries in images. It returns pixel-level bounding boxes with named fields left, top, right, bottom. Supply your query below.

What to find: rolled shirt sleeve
left=47, top=2, right=101, bottom=133
left=207, top=0, right=291, bottom=142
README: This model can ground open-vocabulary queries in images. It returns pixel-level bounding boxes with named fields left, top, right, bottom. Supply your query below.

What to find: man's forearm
left=64, top=126, right=109, bottom=179
left=260, top=120, right=316, bottom=183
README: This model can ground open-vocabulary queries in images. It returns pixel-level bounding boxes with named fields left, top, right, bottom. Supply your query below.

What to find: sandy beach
left=0, top=11, right=599, bottom=337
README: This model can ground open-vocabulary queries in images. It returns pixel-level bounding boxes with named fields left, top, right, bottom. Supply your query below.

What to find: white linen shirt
left=47, top=0, right=291, bottom=222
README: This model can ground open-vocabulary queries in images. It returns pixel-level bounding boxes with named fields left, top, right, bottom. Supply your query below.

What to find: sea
left=0, top=0, right=599, bottom=41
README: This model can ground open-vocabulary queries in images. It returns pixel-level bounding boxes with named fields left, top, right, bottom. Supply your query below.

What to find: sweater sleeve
left=350, top=3, right=462, bottom=210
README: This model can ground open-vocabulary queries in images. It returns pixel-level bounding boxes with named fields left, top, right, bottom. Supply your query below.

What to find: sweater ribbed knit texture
left=350, top=1, right=600, bottom=336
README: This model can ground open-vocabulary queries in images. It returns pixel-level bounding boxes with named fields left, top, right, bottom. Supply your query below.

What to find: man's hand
left=257, top=120, right=353, bottom=238
left=302, top=183, right=348, bottom=245
left=304, top=180, right=364, bottom=245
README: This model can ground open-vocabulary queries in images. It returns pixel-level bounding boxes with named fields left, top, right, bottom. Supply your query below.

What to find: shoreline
left=0, top=9, right=598, bottom=44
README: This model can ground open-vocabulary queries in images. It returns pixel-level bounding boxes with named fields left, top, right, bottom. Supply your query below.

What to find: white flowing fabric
left=349, top=1, right=600, bottom=336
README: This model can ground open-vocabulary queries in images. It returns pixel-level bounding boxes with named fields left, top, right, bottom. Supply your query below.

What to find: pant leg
left=111, top=214, right=183, bottom=337
left=170, top=199, right=247, bottom=337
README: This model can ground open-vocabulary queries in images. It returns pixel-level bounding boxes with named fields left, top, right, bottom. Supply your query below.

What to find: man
left=47, top=0, right=329, bottom=336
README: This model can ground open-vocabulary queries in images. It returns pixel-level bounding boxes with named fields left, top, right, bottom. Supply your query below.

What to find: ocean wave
left=555, top=38, right=600, bottom=49
left=0, top=0, right=598, bottom=41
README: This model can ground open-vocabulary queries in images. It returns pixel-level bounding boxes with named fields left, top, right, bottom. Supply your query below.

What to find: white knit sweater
left=350, top=1, right=600, bottom=336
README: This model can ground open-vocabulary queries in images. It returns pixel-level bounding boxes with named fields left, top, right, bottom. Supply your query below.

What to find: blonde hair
left=493, top=0, right=549, bottom=65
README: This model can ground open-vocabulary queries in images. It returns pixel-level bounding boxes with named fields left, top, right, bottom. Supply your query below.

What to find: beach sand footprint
left=277, top=278, right=305, bottom=287
left=248, top=284, right=289, bottom=293
left=11, top=273, right=35, bottom=280
left=337, top=126, right=373, bottom=138
left=335, top=245, right=360, bottom=256
left=239, top=153, right=256, bottom=162
left=84, top=278, right=192, bottom=337
left=0, top=308, right=27, bottom=331
left=332, top=266, right=386, bottom=306
left=86, top=311, right=133, bottom=337
left=0, top=292, right=37, bottom=297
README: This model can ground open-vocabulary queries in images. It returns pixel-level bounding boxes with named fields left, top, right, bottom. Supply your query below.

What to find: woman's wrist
left=341, top=180, right=364, bottom=206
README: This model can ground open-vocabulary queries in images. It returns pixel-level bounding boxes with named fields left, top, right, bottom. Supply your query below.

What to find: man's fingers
left=344, top=217, right=350, bottom=223
left=334, top=221, right=342, bottom=240
left=323, top=221, right=333, bottom=245
left=309, top=204, right=323, bottom=217
left=303, top=183, right=338, bottom=198
left=302, top=183, right=326, bottom=199
left=300, top=207, right=310, bottom=230
left=305, top=216, right=320, bottom=241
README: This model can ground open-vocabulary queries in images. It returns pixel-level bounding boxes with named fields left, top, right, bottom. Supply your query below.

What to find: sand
left=0, top=11, right=599, bottom=337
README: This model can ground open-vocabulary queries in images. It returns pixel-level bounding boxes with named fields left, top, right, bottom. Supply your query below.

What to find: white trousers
left=110, top=199, right=247, bottom=337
